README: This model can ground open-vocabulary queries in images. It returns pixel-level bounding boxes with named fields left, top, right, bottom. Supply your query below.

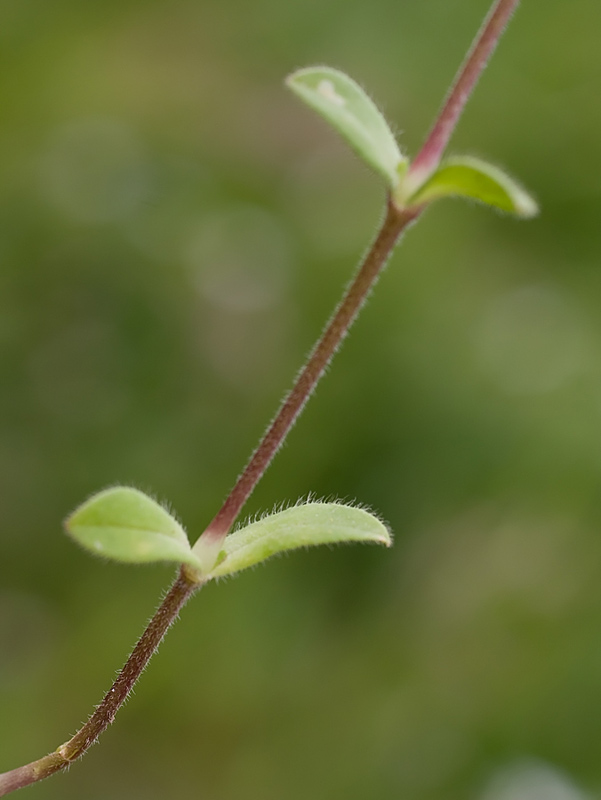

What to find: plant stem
left=198, top=200, right=417, bottom=551
left=0, top=1, right=524, bottom=793
left=0, top=569, right=197, bottom=797
left=409, top=0, right=521, bottom=184
left=198, top=0, right=523, bottom=555
left=0, top=200, right=416, bottom=798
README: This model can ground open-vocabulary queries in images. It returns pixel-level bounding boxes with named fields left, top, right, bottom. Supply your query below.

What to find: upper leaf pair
left=286, top=66, right=537, bottom=218
left=66, top=487, right=391, bottom=582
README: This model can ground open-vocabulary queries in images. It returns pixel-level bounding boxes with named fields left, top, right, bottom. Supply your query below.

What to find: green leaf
left=65, top=487, right=202, bottom=569
left=406, top=156, right=538, bottom=217
left=286, top=66, right=406, bottom=189
left=206, top=502, right=392, bottom=580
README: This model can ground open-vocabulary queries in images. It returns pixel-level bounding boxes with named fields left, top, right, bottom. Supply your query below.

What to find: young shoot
left=0, top=0, right=536, bottom=795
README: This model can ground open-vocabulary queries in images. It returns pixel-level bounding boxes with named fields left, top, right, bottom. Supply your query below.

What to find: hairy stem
left=409, top=0, right=522, bottom=183
left=0, top=1, right=524, bottom=793
left=198, top=0, right=524, bottom=557
left=0, top=199, right=415, bottom=797
left=0, top=569, right=197, bottom=797
left=199, top=200, right=417, bottom=550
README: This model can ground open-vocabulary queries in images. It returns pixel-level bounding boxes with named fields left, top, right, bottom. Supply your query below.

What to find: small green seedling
left=0, top=0, right=535, bottom=794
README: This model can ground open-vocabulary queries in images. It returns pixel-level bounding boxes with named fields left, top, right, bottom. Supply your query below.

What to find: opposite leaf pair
left=287, top=66, right=537, bottom=218
left=66, top=487, right=391, bottom=582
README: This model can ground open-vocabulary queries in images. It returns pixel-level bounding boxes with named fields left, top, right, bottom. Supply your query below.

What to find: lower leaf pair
left=66, top=487, right=392, bottom=582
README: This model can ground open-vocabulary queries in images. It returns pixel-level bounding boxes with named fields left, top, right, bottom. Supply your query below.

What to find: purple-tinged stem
left=409, top=0, right=522, bottom=185
left=0, top=200, right=418, bottom=798
left=0, top=1, right=526, bottom=793
left=198, top=201, right=417, bottom=553
left=0, top=569, right=197, bottom=797
left=196, top=0, right=524, bottom=557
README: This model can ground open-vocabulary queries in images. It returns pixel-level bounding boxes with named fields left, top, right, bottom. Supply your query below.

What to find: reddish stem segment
left=201, top=201, right=416, bottom=545
left=202, top=0, right=523, bottom=547
left=410, top=0, right=521, bottom=182
left=0, top=202, right=415, bottom=798
left=0, top=1, right=524, bottom=794
left=0, top=570, right=197, bottom=797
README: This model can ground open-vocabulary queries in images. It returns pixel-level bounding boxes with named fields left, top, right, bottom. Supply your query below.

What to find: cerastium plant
left=0, top=0, right=537, bottom=794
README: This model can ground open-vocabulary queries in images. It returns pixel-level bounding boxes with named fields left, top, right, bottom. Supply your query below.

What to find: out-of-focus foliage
left=407, top=155, right=538, bottom=217
left=286, top=66, right=407, bottom=189
left=1, top=0, right=600, bottom=798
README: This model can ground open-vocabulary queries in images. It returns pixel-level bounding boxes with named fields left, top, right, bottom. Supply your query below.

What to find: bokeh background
left=1, top=0, right=601, bottom=798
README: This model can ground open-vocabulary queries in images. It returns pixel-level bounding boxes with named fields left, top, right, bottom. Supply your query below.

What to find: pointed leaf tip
left=286, top=66, right=406, bottom=189
left=206, top=502, right=392, bottom=580
left=65, top=486, right=202, bottom=569
left=407, top=156, right=538, bottom=218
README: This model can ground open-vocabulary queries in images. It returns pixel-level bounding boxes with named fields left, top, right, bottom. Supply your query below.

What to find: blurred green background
left=1, top=0, right=601, bottom=798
